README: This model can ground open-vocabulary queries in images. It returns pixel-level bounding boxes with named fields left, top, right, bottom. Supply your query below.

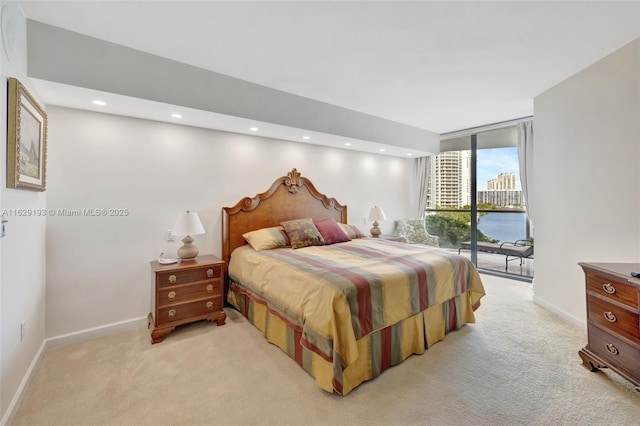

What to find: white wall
left=45, top=106, right=412, bottom=338
left=0, top=2, right=47, bottom=423
left=532, top=38, right=640, bottom=325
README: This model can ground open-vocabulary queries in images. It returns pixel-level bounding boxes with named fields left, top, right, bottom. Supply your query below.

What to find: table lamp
left=368, top=205, right=387, bottom=238
left=173, top=210, right=205, bottom=260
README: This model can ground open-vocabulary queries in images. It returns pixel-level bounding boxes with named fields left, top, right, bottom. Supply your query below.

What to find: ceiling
left=19, top=1, right=640, bottom=150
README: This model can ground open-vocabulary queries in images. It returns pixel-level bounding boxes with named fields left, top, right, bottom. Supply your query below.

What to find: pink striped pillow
left=338, top=223, right=365, bottom=239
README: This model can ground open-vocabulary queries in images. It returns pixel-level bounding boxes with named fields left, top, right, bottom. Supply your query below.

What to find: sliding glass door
left=425, top=126, right=533, bottom=279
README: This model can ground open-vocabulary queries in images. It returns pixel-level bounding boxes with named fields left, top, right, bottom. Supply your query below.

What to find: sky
left=476, top=147, right=521, bottom=191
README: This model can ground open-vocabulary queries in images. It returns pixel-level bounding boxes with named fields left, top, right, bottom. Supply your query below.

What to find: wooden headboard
left=222, top=168, right=348, bottom=270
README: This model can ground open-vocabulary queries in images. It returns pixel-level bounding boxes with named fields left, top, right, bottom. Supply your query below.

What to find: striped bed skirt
left=228, top=281, right=478, bottom=395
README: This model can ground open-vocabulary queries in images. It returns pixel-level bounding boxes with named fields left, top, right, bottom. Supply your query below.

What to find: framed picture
left=7, top=77, right=48, bottom=191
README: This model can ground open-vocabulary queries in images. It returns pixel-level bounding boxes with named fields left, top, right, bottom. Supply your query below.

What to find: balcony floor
left=445, top=248, right=534, bottom=280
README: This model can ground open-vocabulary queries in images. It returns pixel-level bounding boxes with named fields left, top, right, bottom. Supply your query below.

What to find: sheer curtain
left=517, top=121, right=534, bottom=225
left=414, top=156, right=431, bottom=219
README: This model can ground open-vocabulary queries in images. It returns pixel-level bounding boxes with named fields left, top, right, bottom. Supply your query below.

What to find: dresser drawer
left=588, top=326, right=640, bottom=380
left=157, top=297, right=222, bottom=325
left=157, top=264, right=222, bottom=288
left=587, top=294, right=640, bottom=342
left=586, top=272, right=638, bottom=308
left=157, top=281, right=222, bottom=307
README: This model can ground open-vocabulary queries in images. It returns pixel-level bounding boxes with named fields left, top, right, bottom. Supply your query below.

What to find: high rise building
left=477, top=190, right=524, bottom=207
left=487, top=172, right=516, bottom=190
left=427, top=158, right=523, bottom=209
left=428, top=150, right=470, bottom=208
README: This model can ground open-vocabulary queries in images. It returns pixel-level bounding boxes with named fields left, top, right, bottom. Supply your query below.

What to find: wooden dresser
left=148, top=255, right=226, bottom=343
left=578, top=262, right=640, bottom=391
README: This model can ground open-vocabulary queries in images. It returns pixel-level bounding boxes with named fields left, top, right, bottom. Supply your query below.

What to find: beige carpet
left=11, top=274, right=640, bottom=425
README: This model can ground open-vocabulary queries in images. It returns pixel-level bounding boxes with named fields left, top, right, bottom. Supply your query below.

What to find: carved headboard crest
left=222, top=169, right=348, bottom=279
left=285, top=168, right=304, bottom=193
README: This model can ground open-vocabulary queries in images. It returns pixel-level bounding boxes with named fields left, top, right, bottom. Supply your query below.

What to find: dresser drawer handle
left=605, top=343, right=619, bottom=355
left=168, top=291, right=176, bottom=300
left=206, top=284, right=213, bottom=293
left=206, top=301, right=214, bottom=310
left=603, top=311, right=617, bottom=323
left=168, top=309, right=176, bottom=318
left=207, top=268, right=214, bottom=278
left=602, top=283, right=616, bottom=294
left=169, top=275, right=177, bottom=284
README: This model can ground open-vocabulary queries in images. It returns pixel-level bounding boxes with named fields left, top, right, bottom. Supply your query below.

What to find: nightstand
left=148, top=254, right=226, bottom=343
left=378, top=235, right=404, bottom=242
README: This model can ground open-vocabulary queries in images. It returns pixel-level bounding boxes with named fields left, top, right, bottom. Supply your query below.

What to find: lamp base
left=370, top=221, right=381, bottom=238
left=177, top=235, right=199, bottom=260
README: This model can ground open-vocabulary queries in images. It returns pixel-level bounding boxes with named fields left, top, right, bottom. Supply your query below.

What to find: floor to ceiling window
left=425, top=124, right=533, bottom=280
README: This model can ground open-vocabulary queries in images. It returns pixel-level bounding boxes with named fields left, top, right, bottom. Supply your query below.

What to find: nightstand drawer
left=587, top=294, right=640, bottom=342
left=586, top=272, right=638, bottom=308
left=158, top=281, right=222, bottom=307
left=157, top=297, right=222, bottom=325
left=157, top=264, right=222, bottom=287
left=588, top=326, right=640, bottom=380
left=150, top=255, right=226, bottom=343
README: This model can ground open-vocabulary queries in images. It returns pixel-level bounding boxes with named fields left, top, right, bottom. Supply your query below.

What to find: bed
left=222, top=168, right=485, bottom=395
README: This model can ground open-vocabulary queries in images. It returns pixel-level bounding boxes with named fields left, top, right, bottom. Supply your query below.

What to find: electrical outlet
left=20, top=321, right=26, bottom=341
left=166, top=230, right=174, bottom=242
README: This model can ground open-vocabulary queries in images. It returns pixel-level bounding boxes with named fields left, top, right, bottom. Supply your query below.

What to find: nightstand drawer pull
left=605, top=343, right=619, bottom=355
left=168, top=291, right=176, bottom=300
left=206, top=301, right=214, bottom=310
left=168, top=309, right=176, bottom=318
left=207, top=268, right=214, bottom=278
left=169, top=275, right=177, bottom=284
left=602, top=283, right=616, bottom=294
left=603, top=311, right=617, bottom=323
left=207, top=284, right=213, bottom=293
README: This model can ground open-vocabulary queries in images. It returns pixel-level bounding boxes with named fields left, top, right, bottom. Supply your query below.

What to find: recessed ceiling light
left=379, top=149, right=386, bottom=152
left=406, top=153, right=413, bottom=156
left=302, top=135, right=310, bottom=140
left=171, top=113, right=182, bottom=119
left=344, top=143, right=352, bottom=146
left=92, top=100, right=106, bottom=106
left=249, top=127, right=259, bottom=132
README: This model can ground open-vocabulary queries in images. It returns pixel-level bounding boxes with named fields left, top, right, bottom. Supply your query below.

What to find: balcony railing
left=425, top=208, right=533, bottom=279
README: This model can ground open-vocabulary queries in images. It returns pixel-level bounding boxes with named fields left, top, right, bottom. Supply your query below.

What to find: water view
left=477, top=212, right=527, bottom=243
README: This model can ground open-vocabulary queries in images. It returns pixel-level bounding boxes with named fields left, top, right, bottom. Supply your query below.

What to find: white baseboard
left=1, top=340, right=46, bottom=426
left=46, top=316, right=148, bottom=348
left=532, top=295, right=586, bottom=331
left=1, top=316, right=149, bottom=426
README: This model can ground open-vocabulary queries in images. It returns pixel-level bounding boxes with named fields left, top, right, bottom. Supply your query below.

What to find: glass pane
left=426, top=136, right=533, bottom=278
left=428, top=150, right=471, bottom=209
left=425, top=210, right=471, bottom=250
left=475, top=147, right=533, bottom=276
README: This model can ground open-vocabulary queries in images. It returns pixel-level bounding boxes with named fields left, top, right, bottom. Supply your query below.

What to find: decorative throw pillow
left=314, top=218, right=351, bottom=244
left=339, top=223, right=365, bottom=239
left=280, top=218, right=326, bottom=249
left=242, top=226, right=290, bottom=251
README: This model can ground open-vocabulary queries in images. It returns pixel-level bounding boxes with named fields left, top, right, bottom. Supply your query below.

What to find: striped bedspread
left=229, top=238, right=485, bottom=369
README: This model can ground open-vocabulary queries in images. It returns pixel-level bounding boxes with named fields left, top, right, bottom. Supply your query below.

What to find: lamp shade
left=173, top=211, right=205, bottom=236
left=368, top=206, right=387, bottom=222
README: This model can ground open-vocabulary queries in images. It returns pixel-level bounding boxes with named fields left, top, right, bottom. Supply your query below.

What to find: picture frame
left=7, top=77, right=48, bottom=191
